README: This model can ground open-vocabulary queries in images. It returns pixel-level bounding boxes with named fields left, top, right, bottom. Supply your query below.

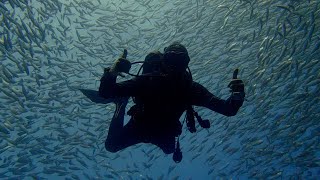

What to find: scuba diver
left=98, top=42, right=245, bottom=163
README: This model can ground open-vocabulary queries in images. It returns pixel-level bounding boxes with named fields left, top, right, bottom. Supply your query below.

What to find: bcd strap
left=186, top=106, right=211, bottom=132
left=173, top=137, right=182, bottom=163
left=186, top=106, right=196, bottom=133
left=194, top=111, right=211, bottom=129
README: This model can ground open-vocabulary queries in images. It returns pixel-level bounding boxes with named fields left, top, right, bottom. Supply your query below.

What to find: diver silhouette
left=99, top=42, right=245, bottom=163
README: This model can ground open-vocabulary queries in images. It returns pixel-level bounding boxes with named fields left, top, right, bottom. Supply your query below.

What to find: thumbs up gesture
left=228, top=69, right=245, bottom=100
left=110, top=49, right=132, bottom=75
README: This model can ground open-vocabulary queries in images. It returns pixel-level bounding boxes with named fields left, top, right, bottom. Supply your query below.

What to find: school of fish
left=0, top=0, right=319, bottom=179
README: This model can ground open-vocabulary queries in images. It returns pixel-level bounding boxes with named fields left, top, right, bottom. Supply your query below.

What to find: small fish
left=275, top=4, right=292, bottom=13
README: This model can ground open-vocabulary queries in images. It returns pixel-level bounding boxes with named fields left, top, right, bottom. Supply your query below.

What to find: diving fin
left=79, top=89, right=114, bottom=104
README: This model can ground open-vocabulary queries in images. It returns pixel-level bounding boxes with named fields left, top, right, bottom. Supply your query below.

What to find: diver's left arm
left=190, top=81, right=245, bottom=116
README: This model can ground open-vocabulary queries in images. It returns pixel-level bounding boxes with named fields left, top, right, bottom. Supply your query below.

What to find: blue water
left=0, top=0, right=319, bottom=179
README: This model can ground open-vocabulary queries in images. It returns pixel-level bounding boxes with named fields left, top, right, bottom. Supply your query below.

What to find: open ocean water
left=0, top=0, right=320, bottom=179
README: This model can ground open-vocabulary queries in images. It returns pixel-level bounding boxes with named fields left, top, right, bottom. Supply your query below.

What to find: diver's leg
left=152, top=122, right=181, bottom=154
left=105, top=98, right=128, bottom=138
left=105, top=99, right=142, bottom=153
left=152, top=135, right=176, bottom=154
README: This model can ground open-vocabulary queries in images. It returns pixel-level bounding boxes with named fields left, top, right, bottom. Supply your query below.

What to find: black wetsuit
left=99, top=69, right=244, bottom=154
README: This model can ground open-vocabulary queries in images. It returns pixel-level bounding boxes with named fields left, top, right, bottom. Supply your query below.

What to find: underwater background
left=1, top=0, right=320, bottom=179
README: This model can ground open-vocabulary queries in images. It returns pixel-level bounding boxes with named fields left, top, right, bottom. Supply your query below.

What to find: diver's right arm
left=99, top=67, right=117, bottom=98
left=99, top=49, right=140, bottom=98
left=99, top=67, right=141, bottom=99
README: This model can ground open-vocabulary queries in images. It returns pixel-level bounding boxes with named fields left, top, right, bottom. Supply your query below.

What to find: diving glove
left=228, top=69, right=245, bottom=100
left=110, top=49, right=131, bottom=75
left=228, top=79, right=244, bottom=92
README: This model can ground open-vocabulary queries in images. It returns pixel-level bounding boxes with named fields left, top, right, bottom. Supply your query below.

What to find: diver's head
left=142, top=51, right=163, bottom=74
left=163, top=42, right=190, bottom=73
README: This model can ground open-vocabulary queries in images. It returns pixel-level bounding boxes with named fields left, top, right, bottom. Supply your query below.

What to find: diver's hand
left=228, top=69, right=245, bottom=100
left=110, top=49, right=131, bottom=75
left=228, top=79, right=244, bottom=92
